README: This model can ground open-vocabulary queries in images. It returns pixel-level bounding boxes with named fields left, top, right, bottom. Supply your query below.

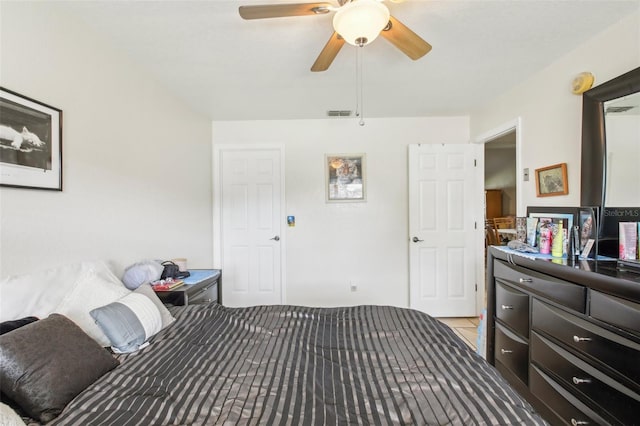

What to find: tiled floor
left=437, top=317, right=479, bottom=351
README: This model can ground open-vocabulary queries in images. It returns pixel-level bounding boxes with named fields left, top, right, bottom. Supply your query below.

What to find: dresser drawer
left=532, top=299, right=640, bottom=391
left=188, top=282, right=218, bottom=304
left=495, top=322, right=528, bottom=385
left=494, top=260, right=586, bottom=313
left=496, top=282, right=529, bottom=338
left=530, top=364, right=610, bottom=426
left=590, top=291, right=640, bottom=336
left=531, top=331, right=640, bottom=425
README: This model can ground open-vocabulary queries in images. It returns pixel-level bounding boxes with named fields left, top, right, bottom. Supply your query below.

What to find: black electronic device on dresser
left=487, top=247, right=640, bottom=426
left=155, top=269, right=221, bottom=306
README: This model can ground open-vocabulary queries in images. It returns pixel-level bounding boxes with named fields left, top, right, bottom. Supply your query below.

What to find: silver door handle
left=572, top=377, right=592, bottom=385
left=571, top=419, right=590, bottom=425
left=270, top=236, right=280, bottom=241
left=412, top=236, right=424, bottom=243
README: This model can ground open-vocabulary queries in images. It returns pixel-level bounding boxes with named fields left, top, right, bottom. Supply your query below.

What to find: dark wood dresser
left=487, top=246, right=640, bottom=425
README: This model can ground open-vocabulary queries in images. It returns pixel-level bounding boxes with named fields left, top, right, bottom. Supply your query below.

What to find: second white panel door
left=408, top=143, right=479, bottom=317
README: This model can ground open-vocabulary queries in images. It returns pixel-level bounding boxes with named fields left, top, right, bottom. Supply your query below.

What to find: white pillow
left=54, top=265, right=130, bottom=347
left=0, top=262, right=96, bottom=322
left=133, top=284, right=175, bottom=329
left=0, top=402, right=26, bottom=426
left=90, top=292, right=163, bottom=353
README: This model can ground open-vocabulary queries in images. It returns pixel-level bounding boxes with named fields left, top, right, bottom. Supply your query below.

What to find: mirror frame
left=581, top=66, right=640, bottom=207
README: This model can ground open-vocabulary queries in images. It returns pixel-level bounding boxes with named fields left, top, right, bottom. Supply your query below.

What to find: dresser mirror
left=603, top=91, right=640, bottom=206
left=581, top=66, right=640, bottom=257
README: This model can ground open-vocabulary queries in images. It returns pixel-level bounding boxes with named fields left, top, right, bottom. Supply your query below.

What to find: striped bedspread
left=51, top=304, right=546, bottom=425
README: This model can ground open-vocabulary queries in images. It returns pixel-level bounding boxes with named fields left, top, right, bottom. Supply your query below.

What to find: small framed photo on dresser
left=0, top=87, right=62, bottom=191
left=578, top=207, right=596, bottom=255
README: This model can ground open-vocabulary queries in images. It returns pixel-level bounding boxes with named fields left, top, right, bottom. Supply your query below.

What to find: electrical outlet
left=350, top=283, right=357, bottom=292
left=523, top=168, right=530, bottom=181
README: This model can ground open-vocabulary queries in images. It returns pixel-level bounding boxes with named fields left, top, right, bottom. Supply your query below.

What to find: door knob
left=270, top=236, right=280, bottom=241
left=412, top=236, right=424, bottom=243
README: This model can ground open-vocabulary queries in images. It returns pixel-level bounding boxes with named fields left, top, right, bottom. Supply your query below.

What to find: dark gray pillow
left=0, top=313, right=119, bottom=423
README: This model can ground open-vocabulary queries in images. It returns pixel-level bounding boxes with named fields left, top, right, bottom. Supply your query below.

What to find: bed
left=51, top=304, right=544, bottom=425
left=0, top=263, right=546, bottom=425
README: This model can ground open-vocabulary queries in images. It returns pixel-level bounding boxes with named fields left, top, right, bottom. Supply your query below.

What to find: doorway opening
left=484, top=130, right=517, bottom=223
left=474, top=118, right=521, bottom=320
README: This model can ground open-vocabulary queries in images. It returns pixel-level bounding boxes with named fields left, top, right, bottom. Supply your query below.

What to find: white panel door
left=220, top=148, right=282, bottom=307
left=408, top=144, right=479, bottom=317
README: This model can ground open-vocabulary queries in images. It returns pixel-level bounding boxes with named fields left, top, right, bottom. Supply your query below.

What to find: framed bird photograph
left=0, top=87, right=62, bottom=190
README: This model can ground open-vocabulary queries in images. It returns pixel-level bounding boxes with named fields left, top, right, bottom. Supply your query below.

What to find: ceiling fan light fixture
left=332, top=0, right=390, bottom=46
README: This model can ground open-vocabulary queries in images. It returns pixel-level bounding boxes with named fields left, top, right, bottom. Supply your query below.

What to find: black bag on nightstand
left=160, top=261, right=190, bottom=280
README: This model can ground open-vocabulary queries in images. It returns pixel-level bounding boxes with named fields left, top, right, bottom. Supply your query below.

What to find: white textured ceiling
left=58, top=0, right=639, bottom=121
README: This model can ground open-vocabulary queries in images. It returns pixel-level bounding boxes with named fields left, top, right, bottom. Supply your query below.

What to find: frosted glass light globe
left=333, top=0, right=390, bottom=46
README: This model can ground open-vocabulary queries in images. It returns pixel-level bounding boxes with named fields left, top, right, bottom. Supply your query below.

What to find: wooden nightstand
left=155, top=269, right=221, bottom=306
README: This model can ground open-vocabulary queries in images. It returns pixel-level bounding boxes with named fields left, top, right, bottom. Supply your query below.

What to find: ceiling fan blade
left=311, top=32, right=345, bottom=72
left=239, top=3, right=332, bottom=20
left=381, top=16, right=432, bottom=60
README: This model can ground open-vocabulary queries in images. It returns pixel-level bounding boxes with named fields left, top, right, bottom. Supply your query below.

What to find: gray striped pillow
left=90, top=293, right=162, bottom=353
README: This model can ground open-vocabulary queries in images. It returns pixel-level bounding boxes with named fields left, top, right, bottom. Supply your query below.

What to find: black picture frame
left=526, top=206, right=580, bottom=255
left=0, top=87, right=62, bottom=190
left=578, top=207, right=597, bottom=256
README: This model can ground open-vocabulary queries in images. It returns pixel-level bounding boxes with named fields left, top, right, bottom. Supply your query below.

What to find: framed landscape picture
left=535, top=163, right=568, bottom=197
left=0, top=87, right=62, bottom=190
left=325, top=154, right=366, bottom=202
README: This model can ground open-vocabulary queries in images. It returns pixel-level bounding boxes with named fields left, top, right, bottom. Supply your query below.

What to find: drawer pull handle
left=500, top=348, right=513, bottom=355
left=573, top=336, right=592, bottom=343
left=518, top=278, right=533, bottom=283
left=572, top=377, right=592, bottom=385
left=500, top=304, right=514, bottom=310
left=571, top=419, right=589, bottom=426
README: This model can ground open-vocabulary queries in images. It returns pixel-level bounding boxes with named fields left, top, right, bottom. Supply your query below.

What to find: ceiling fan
left=239, top=0, right=432, bottom=72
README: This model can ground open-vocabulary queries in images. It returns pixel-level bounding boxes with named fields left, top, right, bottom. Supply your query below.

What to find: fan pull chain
left=354, top=47, right=360, bottom=122
left=355, top=45, right=365, bottom=126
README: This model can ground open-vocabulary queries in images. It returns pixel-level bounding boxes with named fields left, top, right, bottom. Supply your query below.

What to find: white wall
left=0, top=2, right=213, bottom=277
left=212, top=117, right=470, bottom=307
left=471, top=11, right=640, bottom=211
